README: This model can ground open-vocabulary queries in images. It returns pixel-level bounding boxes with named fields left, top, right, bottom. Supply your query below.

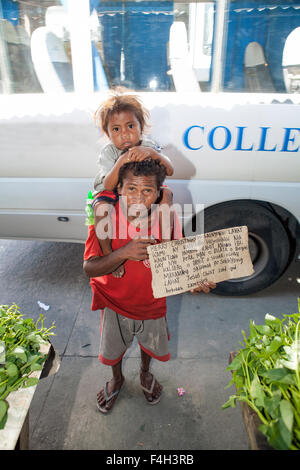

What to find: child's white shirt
left=93, top=138, right=162, bottom=193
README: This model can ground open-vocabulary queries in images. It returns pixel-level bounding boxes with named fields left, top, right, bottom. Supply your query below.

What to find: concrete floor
left=0, top=238, right=299, bottom=450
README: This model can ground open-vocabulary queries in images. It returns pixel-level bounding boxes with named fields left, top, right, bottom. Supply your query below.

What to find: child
left=92, top=89, right=174, bottom=278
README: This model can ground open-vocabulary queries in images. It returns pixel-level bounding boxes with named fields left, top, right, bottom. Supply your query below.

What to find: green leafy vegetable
left=222, top=299, right=300, bottom=450
left=0, top=303, right=55, bottom=429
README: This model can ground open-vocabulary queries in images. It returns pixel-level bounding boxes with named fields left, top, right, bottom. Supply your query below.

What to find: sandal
left=97, top=381, right=122, bottom=414
left=141, top=374, right=162, bottom=405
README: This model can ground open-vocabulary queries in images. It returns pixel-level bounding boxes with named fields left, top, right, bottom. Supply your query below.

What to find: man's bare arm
left=83, top=237, right=156, bottom=278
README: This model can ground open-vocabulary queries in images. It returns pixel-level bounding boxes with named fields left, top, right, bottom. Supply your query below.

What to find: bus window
left=96, top=1, right=174, bottom=91
left=0, top=0, right=215, bottom=94
left=94, top=1, right=214, bottom=92
left=0, top=0, right=74, bottom=94
left=1, top=0, right=300, bottom=95
left=282, top=26, right=300, bottom=93
left=222, top=0, right=300, bottom=93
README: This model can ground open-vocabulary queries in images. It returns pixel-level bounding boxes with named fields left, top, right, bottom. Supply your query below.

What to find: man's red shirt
left=84, top=198, right=182, bottom=320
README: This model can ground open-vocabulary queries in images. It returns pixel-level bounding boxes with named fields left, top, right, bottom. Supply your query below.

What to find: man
left=83, top=159, right=215, bottom=413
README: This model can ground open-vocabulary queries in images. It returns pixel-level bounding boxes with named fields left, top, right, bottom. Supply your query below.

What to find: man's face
left=106, top=111, right=142, bottom=151
left=118, top=171, right=159, bottom=219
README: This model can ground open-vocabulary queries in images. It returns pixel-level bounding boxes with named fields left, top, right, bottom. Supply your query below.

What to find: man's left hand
left=190, top=281, right=216, bottom=295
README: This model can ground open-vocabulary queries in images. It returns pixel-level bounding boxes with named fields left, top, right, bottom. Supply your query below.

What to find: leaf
left=249, top=320, right=258, bottom=339
left=0, top=308, right=7, bottom=317
left=280, top=399, right=294, bottom=432
left=280, top=359, right=298, bottom=371
left=226, top=354, right=243, bottom=371
left=232, top=372, right=245, bottom=389
left=0, top=411, right=8, bottom=430
left=26, top=353, right=39, bottom=363
left=227, top=349, right=249, bottom=371
left=263, top=395, right=281, bottom=419
left=7, top=374, right=20, bottom=388
left=0, top=399, right=8, bottom=422
left=264, top=313, right=281, bottom=332
left=260, top=368, right=296, bottom=385
left=30, top=363, right=42, bottom=372
left=35, top=334, right=48, bottom=345
left=222, top=395, right=237, bottom=409
left=25, top=332, right=39, bottom=343
left=294, top=428, right=300, bottom=442
left=254, top=324, right=273, bottom=336
left=278, top=417, right=292, bottom=449
left=11, top=346, right=27, bottom=363
left=259, top=421, right=289, bottom=450
left=265, top=336, right=282, bottom=357
left=280, top=341, right=300, bottom=370
left=6, top=363, right=19, bottom=378
left=290, top=389, right=300, bottom=411
left=23, top=377, right=39, bottom=388
left=250, top=375, right=265, bottom=407
left=12, top=323, right=26, bottom=334
left=264, top=313, right=277, bottom=322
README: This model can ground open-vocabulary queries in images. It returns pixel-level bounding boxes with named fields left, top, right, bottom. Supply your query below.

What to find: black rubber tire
left=185, top=200, right=291, bottom=296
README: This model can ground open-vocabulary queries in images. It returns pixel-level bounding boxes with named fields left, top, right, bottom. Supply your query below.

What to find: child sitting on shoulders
left=92, top=89, right=174, bottom=278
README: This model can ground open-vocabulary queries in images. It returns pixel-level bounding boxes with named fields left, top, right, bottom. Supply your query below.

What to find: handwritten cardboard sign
left=147, top=226, right=254, bottom=298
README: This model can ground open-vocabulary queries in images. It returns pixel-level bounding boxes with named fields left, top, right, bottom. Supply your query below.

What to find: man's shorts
left=99, top=307, right=170, bottom=366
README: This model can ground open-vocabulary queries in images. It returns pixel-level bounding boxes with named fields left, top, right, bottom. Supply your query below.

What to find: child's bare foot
left=112, top=264, right=125, bottom=278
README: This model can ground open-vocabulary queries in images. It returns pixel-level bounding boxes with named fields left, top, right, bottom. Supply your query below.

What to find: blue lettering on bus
left=257, top=127, right=276, bottom=152
left=281, top=128, right=300, bottom=152
left=183, top=125, right=300, bottom=152
left=183, top=125, right=204, bottom=150
left=235, top=126, right=254, bottom=151
left=208, top=126, right=231, bottom=150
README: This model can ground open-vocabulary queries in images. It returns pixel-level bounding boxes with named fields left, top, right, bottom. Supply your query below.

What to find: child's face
left=106, top=111, right=142, bottom=151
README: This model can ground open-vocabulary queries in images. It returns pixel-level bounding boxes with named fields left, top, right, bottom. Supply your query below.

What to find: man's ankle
left=112, top=375, right=124, bottom=384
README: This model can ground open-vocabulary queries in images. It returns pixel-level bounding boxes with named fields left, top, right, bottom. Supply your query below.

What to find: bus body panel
left=0, top=93, right=299, bottom=243
left=1, top=93, right=300, bottom=183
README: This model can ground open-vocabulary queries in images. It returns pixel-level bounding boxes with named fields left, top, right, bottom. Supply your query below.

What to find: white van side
left=0, top=92, right=299, bottom=295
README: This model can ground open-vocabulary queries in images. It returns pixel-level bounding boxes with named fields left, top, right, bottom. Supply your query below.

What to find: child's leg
left=158, top=187, right=174, bottom=242
left=97, top=359, right=125, bottom=412
left=140, top=349, right=163, bottom=404
left=94, top=200, right=125, bottom=278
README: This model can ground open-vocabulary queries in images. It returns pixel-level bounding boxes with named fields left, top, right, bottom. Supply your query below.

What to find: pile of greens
left=222, top=300, right=300, bottom=450
left=0, top=304, right=55, bottom=430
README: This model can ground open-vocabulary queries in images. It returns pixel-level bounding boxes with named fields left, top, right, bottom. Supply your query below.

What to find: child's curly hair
left=94, top=87, right=150, bottom=135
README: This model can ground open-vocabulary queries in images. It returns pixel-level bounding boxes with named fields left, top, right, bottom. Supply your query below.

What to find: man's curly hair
left=118, top=159, right=166, bottom=190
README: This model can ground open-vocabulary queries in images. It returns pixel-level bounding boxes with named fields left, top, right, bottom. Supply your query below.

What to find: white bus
left=0, top=0, right=299, bottom=295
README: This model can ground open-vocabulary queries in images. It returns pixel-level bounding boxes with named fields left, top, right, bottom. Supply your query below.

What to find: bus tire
left=190, top=200, right=291, bottom=296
